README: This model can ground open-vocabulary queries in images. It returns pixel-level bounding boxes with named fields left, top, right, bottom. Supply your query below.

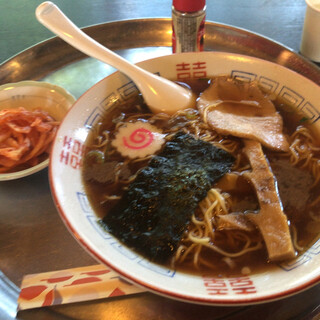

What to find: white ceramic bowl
left=49, top=52, right=320, bottom=305
left=0, top=80, right=75, bottom=181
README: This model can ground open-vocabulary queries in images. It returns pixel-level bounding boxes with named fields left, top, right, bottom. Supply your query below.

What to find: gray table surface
left=0, top=0, right=310, bottom=63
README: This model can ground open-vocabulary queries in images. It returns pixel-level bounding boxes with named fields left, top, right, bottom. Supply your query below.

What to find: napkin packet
left=18, top=264, right=146, bottom=310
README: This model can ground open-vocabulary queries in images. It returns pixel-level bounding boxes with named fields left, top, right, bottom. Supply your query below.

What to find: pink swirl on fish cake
left=123, top=128, right=153, bottom=150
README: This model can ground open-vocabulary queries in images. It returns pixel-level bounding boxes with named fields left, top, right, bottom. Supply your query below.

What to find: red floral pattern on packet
left=18, top=265, right=145, bottom=310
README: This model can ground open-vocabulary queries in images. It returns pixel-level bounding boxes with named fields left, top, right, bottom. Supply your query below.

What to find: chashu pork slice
left=242, top=139, right=295, bottom=261
left=197, top=77, right=289, bottom=151
left=216, top=213, right=256, bottom=232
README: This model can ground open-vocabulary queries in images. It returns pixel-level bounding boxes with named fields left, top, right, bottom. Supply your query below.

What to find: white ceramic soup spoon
left=36, top=1, right=196, bottom=115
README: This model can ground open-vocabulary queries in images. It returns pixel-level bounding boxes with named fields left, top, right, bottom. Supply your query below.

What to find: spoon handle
left=36, top=2, right=144, bottom=80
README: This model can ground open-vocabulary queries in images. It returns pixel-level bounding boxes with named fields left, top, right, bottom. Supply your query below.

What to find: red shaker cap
left=173, top=0, right=206, bottom=12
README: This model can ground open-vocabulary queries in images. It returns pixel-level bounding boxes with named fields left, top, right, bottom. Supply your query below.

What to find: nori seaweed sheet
left=102, top=132, right=235, bottom=263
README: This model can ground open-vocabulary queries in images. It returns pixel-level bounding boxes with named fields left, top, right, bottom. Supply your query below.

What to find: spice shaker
left=172, top=0, right=206, bottom=53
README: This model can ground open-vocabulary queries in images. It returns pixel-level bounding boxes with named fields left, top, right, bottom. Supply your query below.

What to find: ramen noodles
left=82, top=76, right=320, bottom=277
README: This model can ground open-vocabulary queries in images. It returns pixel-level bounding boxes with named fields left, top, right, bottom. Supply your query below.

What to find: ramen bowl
left=49, top=52, right=320, bottom=305
left=0, top=80, right=75, bottom=181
